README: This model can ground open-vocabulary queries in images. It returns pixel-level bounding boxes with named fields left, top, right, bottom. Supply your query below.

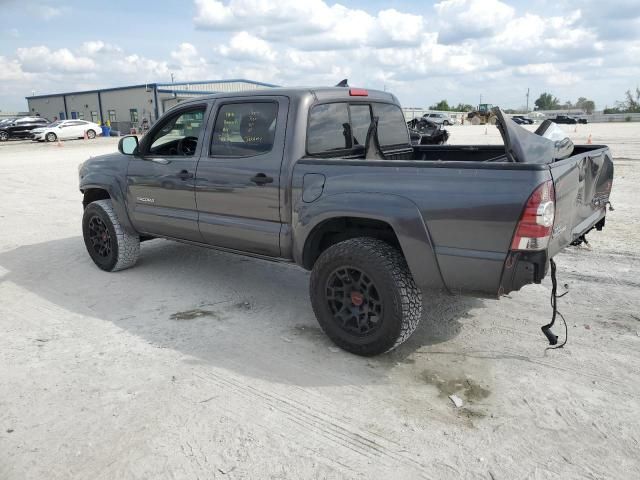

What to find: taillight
left=511, top=180, right=555, bottom=251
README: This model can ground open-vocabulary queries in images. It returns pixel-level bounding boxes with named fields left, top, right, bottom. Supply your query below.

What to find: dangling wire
left=541, top=258, right=568, bottom=350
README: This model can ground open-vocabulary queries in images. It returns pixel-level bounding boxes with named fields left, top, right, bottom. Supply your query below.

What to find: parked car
left=407, top=118, right=449, bottom=145
left=553, top=115, right=587, bottom=125
left=512, top=115, right=534, bottom=124
left=0, top=117, right=49, bottom=141
left=31, top=120, right=102, bottom=142
left=422, top=112, right=454, bottom=125
left=0, top=117, right=18, bottom=128
left=78, top=87, right=613, bottom=356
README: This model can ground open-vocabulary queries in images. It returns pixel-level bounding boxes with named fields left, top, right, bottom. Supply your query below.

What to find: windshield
left=49, top=121, right=63, bottom=127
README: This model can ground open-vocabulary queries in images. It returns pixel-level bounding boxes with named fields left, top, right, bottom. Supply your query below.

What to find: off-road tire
left=46, top=132, right=57, bottom=142
left=82, top=199, right=140, bottom=272
left=310, top=237, right=423, bottom=356
left=86, top=129, right=96, bottom=139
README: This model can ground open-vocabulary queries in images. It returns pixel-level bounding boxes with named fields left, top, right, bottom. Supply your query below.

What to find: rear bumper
left=499, top=250, right=548, bottom=295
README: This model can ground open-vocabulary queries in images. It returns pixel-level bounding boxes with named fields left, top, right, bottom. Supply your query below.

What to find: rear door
left=126, top=104, right=209, bottom=242
left=194, top=96, right=288, bottom=256
left=547, top=149, right=614, bottom=256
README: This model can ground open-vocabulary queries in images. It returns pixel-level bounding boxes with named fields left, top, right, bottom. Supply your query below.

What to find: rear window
left=307, top=101, right=408, bottom=156
left=372, top=103, right=410, bottom=147
left=349, top=104, right=372, bottom=147
left=307, top=103, right=350, bottom=154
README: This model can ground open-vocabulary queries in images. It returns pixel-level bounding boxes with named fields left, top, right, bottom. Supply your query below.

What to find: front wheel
left=86, top=129, right=96, bottom=139
left=0, top=131, right=8, bottom=141
left=310, top=237, right=423, bottom=356
left=46, top=132, right=57, bottom=142
left=82, top=199, right=140, bottom=272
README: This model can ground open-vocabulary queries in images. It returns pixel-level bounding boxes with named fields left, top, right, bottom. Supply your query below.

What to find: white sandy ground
left=0, top=124, right=639, bottom=480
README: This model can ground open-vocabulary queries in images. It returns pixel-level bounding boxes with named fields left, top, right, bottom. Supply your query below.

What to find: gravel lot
left=1, top=124, right=639, bottom=479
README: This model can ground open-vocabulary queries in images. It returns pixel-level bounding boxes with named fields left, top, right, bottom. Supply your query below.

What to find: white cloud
left=216, top=32, right=277, bottom=62
left=80, top=41, right=122, bottom=56
left=16, top=46, right=96, bottom=73
left=194, top=0, right=424, bottom=50
left=0, top=56, right=27, bottom=81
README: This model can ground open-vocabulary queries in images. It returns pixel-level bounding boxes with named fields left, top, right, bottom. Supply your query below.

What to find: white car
left=31, top=120, right=102, bottom=142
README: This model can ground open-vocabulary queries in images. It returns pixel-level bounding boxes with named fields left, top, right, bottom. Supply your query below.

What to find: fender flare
left=80, top=175, right=137, bottom=235
left=293, top=192, right=447, bottom=291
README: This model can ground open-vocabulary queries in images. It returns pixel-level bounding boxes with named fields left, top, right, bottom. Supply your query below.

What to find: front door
left=126, top=104, right=208, bottom=242
left=195, top=97, right=288, bottom=257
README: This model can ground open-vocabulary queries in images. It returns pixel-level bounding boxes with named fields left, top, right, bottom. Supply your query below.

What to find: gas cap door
left=302, top=173, right=326, bottom=203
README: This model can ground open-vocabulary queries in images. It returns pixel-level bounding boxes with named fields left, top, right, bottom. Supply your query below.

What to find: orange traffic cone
left=83, top=130, right=88, bottom=140
left=587, top=134, right=592, bottom=144
left=57, top=138, right=63, bottom=147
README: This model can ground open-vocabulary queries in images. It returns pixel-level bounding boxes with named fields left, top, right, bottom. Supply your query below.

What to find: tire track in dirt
left=190, top=370, right=433, bottom=478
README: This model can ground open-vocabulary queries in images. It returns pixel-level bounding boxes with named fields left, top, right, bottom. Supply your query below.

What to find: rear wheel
left=46, top=132, right=57, bottom=142
left=310, top=237, right=423, bottom=356
left=0, top=131, right=8, bottom=141
left=82, top=199, right=140, bottom=272
left=86, top=129, right=96, bottom=139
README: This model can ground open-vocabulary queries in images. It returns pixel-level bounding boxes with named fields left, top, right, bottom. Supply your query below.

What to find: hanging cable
left=541, top=258, right=568, bottom=349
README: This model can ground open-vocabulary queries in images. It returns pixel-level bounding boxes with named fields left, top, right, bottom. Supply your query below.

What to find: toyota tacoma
left=78, top=86, right=614, bottom=356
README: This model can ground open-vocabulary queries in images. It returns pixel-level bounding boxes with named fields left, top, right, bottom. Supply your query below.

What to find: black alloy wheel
left=325, top=266, right=383, bottom=336
left=87, top=215, right=113, bottom=259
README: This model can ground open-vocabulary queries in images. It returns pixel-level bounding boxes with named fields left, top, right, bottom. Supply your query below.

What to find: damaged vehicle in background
left=407, top=117, right=449, bottom=145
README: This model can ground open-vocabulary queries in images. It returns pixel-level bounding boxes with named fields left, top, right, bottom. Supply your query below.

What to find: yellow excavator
left=467, top=104, right=497, bottom=125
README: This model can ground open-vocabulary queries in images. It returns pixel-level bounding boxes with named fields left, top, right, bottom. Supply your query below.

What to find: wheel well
left=82, top=188, right=110, bottom=208
left=303, top=217, right=401, bottom=270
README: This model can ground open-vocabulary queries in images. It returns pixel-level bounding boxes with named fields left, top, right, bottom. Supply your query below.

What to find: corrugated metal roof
left=26, top=79, right=278, bottom=100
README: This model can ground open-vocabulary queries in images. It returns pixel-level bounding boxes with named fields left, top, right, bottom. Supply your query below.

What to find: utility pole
left=526, top=88, right=530, bottom=113
left=170, top=73, right=175, bottom=84
left=479, top=94, right=482, bottom=107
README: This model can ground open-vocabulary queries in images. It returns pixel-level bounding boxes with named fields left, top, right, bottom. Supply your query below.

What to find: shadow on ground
left=0, top=237, right=483, bottom=387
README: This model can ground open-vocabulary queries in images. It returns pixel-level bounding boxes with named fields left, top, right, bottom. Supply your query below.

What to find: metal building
left=25, top=79, right=278, bottom=133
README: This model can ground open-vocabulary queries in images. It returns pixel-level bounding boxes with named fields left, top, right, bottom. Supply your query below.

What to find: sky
left=1, top=0, right=639, bottom=112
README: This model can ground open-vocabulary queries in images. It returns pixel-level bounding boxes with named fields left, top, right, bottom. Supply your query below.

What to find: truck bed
left=292, top=143, right=613, bottom=297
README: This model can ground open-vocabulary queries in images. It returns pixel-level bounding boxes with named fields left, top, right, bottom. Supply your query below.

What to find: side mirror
left=118, top=135, right=139, bottom=155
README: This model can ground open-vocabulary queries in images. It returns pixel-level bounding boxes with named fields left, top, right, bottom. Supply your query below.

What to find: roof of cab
left=176, top=86, right=398, bottom=105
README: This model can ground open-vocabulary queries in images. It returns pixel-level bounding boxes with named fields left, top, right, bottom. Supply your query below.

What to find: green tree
left=575, top=97, right=596, bottom=114
left=623, top=88, right=640, bottom=113
left=429, top=100, right=450, bottom=111
left=534, top=92, right=560, bottom=110
left=451, top=103, right=474, bottom=112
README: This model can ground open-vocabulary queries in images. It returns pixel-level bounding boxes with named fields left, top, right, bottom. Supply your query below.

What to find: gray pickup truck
left=78, top=86, right=614, bottom=356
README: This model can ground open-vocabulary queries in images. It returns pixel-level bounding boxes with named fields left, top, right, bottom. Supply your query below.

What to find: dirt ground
left=1, top=124, right=639, bottom=480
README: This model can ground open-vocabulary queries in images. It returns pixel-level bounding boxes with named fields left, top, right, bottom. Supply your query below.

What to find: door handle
left=250, top=173, right=273, bottom=185
left=178, top=170, right=193, bottom=180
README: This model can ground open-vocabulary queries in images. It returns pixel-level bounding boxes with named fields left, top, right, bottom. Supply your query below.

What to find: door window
left=210, top=102, right=278, bottom=157
left=148, top=107, right=205, bottom=156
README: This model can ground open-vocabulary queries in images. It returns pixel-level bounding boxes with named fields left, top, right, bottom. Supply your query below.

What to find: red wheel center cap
left=350, top=291, right=364, bottom=306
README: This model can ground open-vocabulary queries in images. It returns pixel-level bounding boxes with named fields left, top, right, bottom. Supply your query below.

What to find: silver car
left=422, top=112, right=454, bottom=126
